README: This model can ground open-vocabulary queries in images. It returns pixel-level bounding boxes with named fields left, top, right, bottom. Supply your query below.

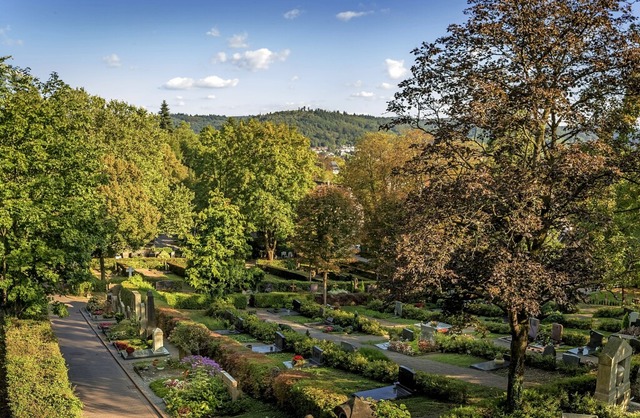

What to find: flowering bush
left=180, top=355, right=222, bottom=376
left=324, top=326, right=334, bottom=333
left=292, top=354, right=305, bottom=367
left=418, top=339, right=438, bottom=354
left=388, top=341, right=415, bottom=356
left=164, top=379, right=188, bottom=390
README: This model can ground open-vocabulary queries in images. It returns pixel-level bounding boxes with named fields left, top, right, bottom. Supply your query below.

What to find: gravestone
left=111, top=294, right=119, bottom=313
left=394, top=301, right=403, bottom=317
left=287, top=252, right=293, bottom=258
left=119, top=300, right=126, bottom=315
left=126, top=266, right=135, bottom=277
left=629, top=311, right=639, bottom=327
left=310, top=283, right=318, bottom=292
left=292, top=299, right=302, bottom=312
left=562, top=353, right=581, bottom=366
left=334, top=397, right=375, bottom=418
left=220, top=371, right=241, bottom=401
left=341, top=341, right=357, bottom=353
left=542, top=344, right=556, bottom=358
left=551, top=323, right=564, bottom=345
left=126, top=305, right=132, bottom=319
left=132, top=291, right=142, bottom=320
left=528, top=317, right=540, bottom=341
left=420, top=324, right=436, bottom=343
left=594, top=336, right=632, bottom=408
left=587, top=330, right=605, bottom=350
left=402, top=328, right=415, bottom=342
left=275, top=331, right=286, bottom=351
left=139, top=302, right=148, bottom=337
left=152, top=328, right=164, bottom=352
left=311, top=346, right=324, bottom=365
left=248, top=294, right=256, bottom=308
left=147, top=291, right=156, bottom=337
left=396, top=366, right=416, bottom=397
left=235, top=317, right=245, bottom=332
left=281, top=251, right=287, bottom=258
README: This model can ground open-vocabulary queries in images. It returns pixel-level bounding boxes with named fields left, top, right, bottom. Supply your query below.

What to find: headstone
left=542, top=344, right=556, bottom=358
left=397, top=366, right=416, bottom=393
left=562, top=353, right=581, bottom=366
left=119, top=300, right=126, bottom=315
left=528, top=317, right=540, bottom=341
left=275, top=331, right=286, bottom=351
left=629, top=311, right=639, bottom=327
left=587, top=330, right=605, bottom=350
left=551, top=323, right=564, bottom=345
left=341, top=341, right=357, bottom=353
left=126, top=305, right=132, bottom=319
left=264, top=283, right=273, bottom=293
left=334, top=397, right=375, bottom=418
left=126, top=266, right=135, bottom=277
left=287, top=252, right=293, bottom=258
left=594, top=336, right=632, bottom=408
left=394, top=301, right=403, bottom=317
left=221, top=371, right=241, bottom=401
left=111, top=294, right=118, bottom=313
left=139, top=302, right=147, bottom=337
left=235, top=317, right=245, bottom=332
left=401, top=328, right=415, bottom=342
left=281, top=251, right=287, bottom=258
left=132, top=291, right=142, bottom=320
left=310, top=283, right=318, bottom=292
left=420, top=324, right=436, bottom=343
left=311, top=346, right=324, bottom=365
left=292, top=299, right=302, bottom=312
left=147, top=291, right=156, bottom=336
left=249, top=294, right=256, bottom=308
left=152, top=328, right=164, bottom=352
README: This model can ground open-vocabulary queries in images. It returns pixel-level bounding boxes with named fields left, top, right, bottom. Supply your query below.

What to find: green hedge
left=400, top=304, right=443, bottom=322
left=166, top=261, right=186, bottom=277
left=465, top=303, right=504, bottom=318
left=260, top=265, right=308, bottom=281
left=3, top=319, right=83, bottom=418
left=593, top=307, right=626, bottom=319
left=415, top=371, right=469, bottom=403
left=159, top=291, right=211, bottom=309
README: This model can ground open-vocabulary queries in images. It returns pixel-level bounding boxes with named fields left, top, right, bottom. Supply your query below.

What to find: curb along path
left=50, top=295, right=167, bottom=418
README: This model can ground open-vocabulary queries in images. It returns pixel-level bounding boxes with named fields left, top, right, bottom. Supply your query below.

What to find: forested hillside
left=172, top=108, right=402, bottom=150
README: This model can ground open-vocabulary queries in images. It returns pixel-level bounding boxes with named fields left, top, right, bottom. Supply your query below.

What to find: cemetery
left=66, top=255, right=640, bottom=417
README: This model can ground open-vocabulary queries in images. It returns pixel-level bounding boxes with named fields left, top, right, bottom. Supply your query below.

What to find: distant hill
left=172, top=108, right=402, bottom=150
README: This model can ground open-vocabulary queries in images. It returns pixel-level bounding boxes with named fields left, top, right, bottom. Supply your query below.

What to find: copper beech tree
left=385, top=0, right=639, bottom=411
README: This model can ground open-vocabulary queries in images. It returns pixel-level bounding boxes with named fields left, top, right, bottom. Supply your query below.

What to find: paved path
left=50, top=296, right=167, bottom=418
left=254, top=308, right=509, bottom=390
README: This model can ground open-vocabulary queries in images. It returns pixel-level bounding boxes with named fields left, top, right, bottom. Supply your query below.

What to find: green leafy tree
left=183, top=191, right=249, bottom=296
left=293, top=185, right=363, bottom=305
left=385, top=0, right=639, bottom=411
left=0, top=61, right=104, bottom=316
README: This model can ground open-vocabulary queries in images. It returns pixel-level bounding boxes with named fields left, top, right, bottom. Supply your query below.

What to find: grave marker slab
left=594, top=336, right=632, bottom=408
left=152, top=328, right=164, bottom=352
left=528, top=317, right=540, bottom=341
left=562, top=353, right=581, bottom=366
left=394, top=301, right=403, bottom=317
left=551, top=323, right=564, bottom=345
left=542, top=344, right=556, bottom=358
left=310, top=283, right=318, bottom=292
left=292, top=299, right=302, bottom=312
left=311, top=346, right=324, bottom=365
left=401, top=328, right=415, bottom=342
left=275, top=332, right=286, bottom=351
left=420, top=324, right=436, bottom=343
left=341, top=341, right=357, bottom=353
left=221, top=371, right=241, bottom=401
left=587, top=330, right=605, bottom=350
left=235, top=317, right=245, bottom=332
left=629, top=311, right=639, bottom=326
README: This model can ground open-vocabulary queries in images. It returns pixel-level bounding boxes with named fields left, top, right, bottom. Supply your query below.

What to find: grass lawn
left=424, top=353, right=488, bottom=368
left=398, top=396, right=459, bottom=418
left=300, top=366, right=388, bottom=394
left=282, top=314, right=316, bottom=324
left=185, top=310, right=226, bottom=330
left=340, top=305, right=417, bottom=325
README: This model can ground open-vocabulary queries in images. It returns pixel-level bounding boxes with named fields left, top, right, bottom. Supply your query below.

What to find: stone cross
left=594, top=336, right=632, bottom=408
left=126, top=266, right=135, bottom=277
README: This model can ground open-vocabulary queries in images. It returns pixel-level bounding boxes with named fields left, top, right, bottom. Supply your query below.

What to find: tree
left=189, top=119, right=318, bottom=260
left=293, top=185, right=363, bottom=306
left=183, top=191, right=249, bottom=296
left=0, top=62, right=105, bottom=316
left=159, top=100, right=173, bottom=132
left=385, top=0, right=639, bottom=411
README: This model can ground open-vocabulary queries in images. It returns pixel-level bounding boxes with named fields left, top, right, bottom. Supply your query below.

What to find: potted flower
left=494, top=352, right=505, bottom=365
left=292, top=354, right=305, bottom=367
left=126, top=346, right=135, bottom=357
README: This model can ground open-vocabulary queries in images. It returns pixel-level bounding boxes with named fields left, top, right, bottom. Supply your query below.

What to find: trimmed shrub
left=3, top=318, right=83, bottom=418
left=483, top=321, right=511, bottom=334
left=593, top=307, right=626, bottom=319
left=232, top=294, right=248, bottom=310
left=596, top=318, right=623, bottom=333
left=401, top=304, right=442, bottom=322
left=260, top=265, right=308, bottom=281
left=435, top=333, right=501, bottom=359
left=160, top=292, right=211, bottom=309
left=562, top=330, right=589, bottom=347
left=253, top=292, right=298, bottom=308
left=415, top=371, right=469, bottom=403
left=561, top=317, right=593, bottom=330
left=465, top=303, right=504, bottom=318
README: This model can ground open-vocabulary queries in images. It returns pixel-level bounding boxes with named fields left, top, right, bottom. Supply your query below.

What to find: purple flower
left=180, top=355, right=222, bottom=376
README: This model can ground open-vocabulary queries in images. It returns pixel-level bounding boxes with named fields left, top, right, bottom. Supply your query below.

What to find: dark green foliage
left=415, top=372, right=469, bottom=403
left=593, top=307, right=626, bottom=318
left=561, top=330, right=590, bottom=347
left=597, top=318, right=623, bottom=333
left=400, top=304, right=442, bottom=322
left=260, top=265, right=308, bottom=281
left=172, top=108, right=403, bottom=150
left=483, top=321, right=511, bottom=334
left=232, top=294, right=248, bottom=310
left=435, top=333, right=501, bottom=360
left=3, top=318, right=83, bottom=418
left=465, top=303, right=504, bottom=318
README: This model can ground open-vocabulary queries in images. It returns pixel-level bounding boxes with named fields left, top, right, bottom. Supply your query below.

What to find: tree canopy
left=385, top=0, right=640, bottom=411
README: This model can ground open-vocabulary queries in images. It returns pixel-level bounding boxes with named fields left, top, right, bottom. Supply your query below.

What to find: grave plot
left=353, top=366, right=416, bottom=401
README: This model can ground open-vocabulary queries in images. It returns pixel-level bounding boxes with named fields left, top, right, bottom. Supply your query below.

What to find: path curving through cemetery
left=50, top=295, right=165, bottom=418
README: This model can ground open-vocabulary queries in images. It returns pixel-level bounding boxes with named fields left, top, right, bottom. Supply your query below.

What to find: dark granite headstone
left=341, top=341, right=357, bottom=353
left=275, top=331, right=286, bottom=351
left=325, top=317, right=335, bottom=325
left=249, top=294, right=256, bottom=308
left=397, top=366, right=416, bottom=393
left=562, top=353, right=581, bottom=366
left=235, top=317, right=245, bottom=332
left=311, top=345, right=325, bottom=365
left=292, top=299, right=302, bottom=312
left=587, top=330, right=605, bottom=350
left=146, top=290, right=156, bottom=336
left=402, top=328, right=415, bottom=342
left=542, top=344, right=556, bottom=358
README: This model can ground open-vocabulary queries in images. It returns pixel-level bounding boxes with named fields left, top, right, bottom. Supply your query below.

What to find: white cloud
left=214, top=52, right=228, bottom=63
left=351, top=91, right=375, bottom=99
left=206, top=27, right=220, bottom=37
left=385, top=58, right=408, bottom=79
left=379, top=82, right=394, bottom=89
left=291, top=75, right=299, bottom=82
left=163, top=77, right=195, bottom=89
left=206, top=94, right=216, bottom=99
left=0, top=26, right=23, bottom=46
left=336, top=11, right=372, bottom=22
left=102, top=53, right=121, bottom=68
left=284, top=9, right=301, bottom=19
left=348, top=80, right=363, bottom=87
left=228, top=33, right=249, bottom=48
left=163, top=75, right=239, bottom=90
left=230, top=48, right=290, bottom=71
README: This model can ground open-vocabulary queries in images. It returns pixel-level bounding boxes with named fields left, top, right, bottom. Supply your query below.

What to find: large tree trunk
left=506, top=310, right=529, bottom=412
left=264, top=231, right=276, bottom=261
left=323, top=271, right=328, bottom=306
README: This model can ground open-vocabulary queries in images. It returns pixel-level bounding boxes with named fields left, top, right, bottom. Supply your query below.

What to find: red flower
left=126, top=346, right=135, bottom=354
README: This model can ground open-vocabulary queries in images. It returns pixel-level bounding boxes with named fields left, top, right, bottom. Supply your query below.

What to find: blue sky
left=2, top=1, right=469, bottom=116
